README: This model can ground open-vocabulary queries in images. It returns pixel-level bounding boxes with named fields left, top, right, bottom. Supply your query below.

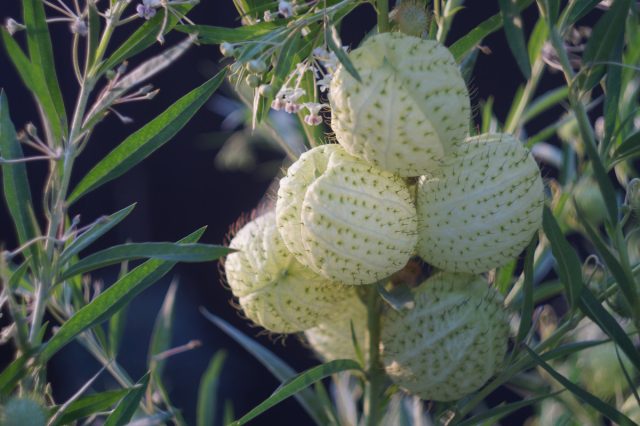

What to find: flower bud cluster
left=223, top=32, right=545, bottom=400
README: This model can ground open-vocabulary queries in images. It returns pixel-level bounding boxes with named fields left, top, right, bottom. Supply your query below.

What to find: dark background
left=0, top=1, right=574, bottom=424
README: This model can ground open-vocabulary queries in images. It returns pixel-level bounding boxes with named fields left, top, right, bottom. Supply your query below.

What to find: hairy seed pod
left=390, top=0, right=429, bottom=37
left=305, top=293, right=369, bottom=363
left=382, top=272, right=509, bottom=401
left=329, top=32, right=470, bottom=177
left=416, top=133, right=544, bottom=273
left=224, top=211, right=354, bottom=333
left=276, top=144, right=418, bottom=284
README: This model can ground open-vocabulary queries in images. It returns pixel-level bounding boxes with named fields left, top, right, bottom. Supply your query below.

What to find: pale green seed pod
left=276, top=144, right=418, bottom=284
left=224, top=211, right=354, bottom=333
left=416, top=133, right=544, bottom=273
left=305, top=293, right=369, bottom=363
left=329, top=32, right=470, bottom=177
left=0, top=397, right=46, bottom=426
left=381, top=272, right=509, bottom=401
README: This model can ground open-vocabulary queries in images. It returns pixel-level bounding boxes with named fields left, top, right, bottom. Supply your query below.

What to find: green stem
left=505, top=57, right=545, bottom=134
left=366, top=286, right=384, bottom=426
left=376, top=0, right=389, bottom=33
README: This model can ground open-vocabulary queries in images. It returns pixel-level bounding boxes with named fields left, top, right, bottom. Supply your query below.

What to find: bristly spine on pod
left=390, top=0, right=430, bottom=37
left=329, top=32, right=471, bottom=177
left=381, top=272, right=510, bottom=402
left=223, top=211, right=354, bottom=334
left=276, top=144, right=418, bottom=285
left=416, top=133, right=544, bottom=274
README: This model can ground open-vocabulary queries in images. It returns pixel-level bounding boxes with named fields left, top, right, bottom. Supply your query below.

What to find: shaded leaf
left=23, top=0, right=67, bottom=139
left=176, top=22, right=280, bottom=44
left=51, top=389, right=130, bottom=426
left=524, top=346, right=635, bottom=425
left=148, top=280, right=179, bottom=378
left=59, top=204, right=137, bottom=265
left=516, top=238, right=536, bottom=345
left=0, top=91, right=41, bottom=260
left=611, top=130, right=640, bottom=166
left=230, top=360, right=362, bottom=426
left=68, top=70, right=226, bottom=203
left=60, top=242, right=231, bottom=280
left=561, top=0, right=605, bottom=29
left=201, top=310, right=328, bottom=425
left=499, top=0, right=531, bottom=78
left=104, top=374, right=150, bottom=426
left=325, top=25, right=360, bottom=82
left=0, top=355, right=28, bottom=396
left=542, top=207, right=584, bottom=309
left=39, top=228, right=206, bottom=362
left=457, top=391, right=561, bottom=426
left=197, top=351, right=227, bottom=426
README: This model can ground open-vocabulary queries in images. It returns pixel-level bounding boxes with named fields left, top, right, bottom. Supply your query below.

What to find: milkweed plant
left=1, top=0, right=639, bottom=424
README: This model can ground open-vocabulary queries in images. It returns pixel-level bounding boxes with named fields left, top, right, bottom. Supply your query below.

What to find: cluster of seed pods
left=224, top=32, right=544, bottom=402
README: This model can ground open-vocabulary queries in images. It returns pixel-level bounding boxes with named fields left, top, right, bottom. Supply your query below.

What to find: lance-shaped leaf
left=449, top=0, right=534, bottom=62
left=611, top=130, right=640, bottom=166
left=457, top=391, right=562, bottom=426
left=560, top=0, right=602, bottom=29
left=176, top=22, right=280, bottom=44
left=39, top=228, right=206, bottom=362
left=201, top=310, right=329, bottom=425
left=542, top=207, right=584, bottom=309
left=59, top=242, right=231, bottom=280
left=50, top=389, right=130, bottom=426
left=0, top=92, right=41, bottom=260
left=104, top=374, right=150, bottom=426
left=59, top=204, right=137, bottom=265
left=580, top=0, right=631, bottom=91
left=515, top=238, right=536, bottom=345
left=96, top=5, right=194, bottom=76
left=68, top=70, right=226, bottom=204
left=0, top=355, right=29, bottom=397
left=524, top=346, right=635, bottom=425
left=230, top=360, right=362, bottom=426
left=498, top=0, right=531, bottom=78
left=22, top=0, right=67, bottom=139
left=325, top=25, right=360, bottom=82
left=197, top=351, right=227, bottom=426
left=148, top=280, right=179, bottom=378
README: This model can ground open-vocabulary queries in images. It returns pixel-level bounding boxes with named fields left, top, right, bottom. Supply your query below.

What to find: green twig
left=376, top=0, right=389, bottom=33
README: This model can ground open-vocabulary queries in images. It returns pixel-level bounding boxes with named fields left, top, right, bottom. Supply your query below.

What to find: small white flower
left=70, top=18, right=88, bottom=36
left=304, top=114, right=322, bottom=126
left=317, top=74, right=332, bottom=92
left=285, top=101, right=301, bottom=114
left=137, top=0, right=160, bottom=20
left=271, top=98, right=286, bottom=111
left=278, top=1, right=293, bottom=18
left=263, top=10, right=275, bottom=22
left=5, top=18, right=23, bottom=36
left=303, top=102, right=325, bottom=116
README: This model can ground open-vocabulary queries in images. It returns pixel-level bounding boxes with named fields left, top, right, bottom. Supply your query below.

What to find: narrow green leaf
left=176, top=22, right=280, bottom=44
left=87, top=2, right=101, bottom=69
left=197, top=351, right=227, bottom=426
left=449, top=0, right=534, bottom=62
left=96, top=5, right=193, bottom=75
left=51, top=389, right=130, bottom=426
left=611, top=130, right=640, bottom=166
left=524, top=346, right=635, bottom=425
left=521, top=87, right=568, bottom=124
left=0, top=91, right=41, bottom=259
left=516, top=238, right=536, bottom=345
left=59, top=204, right=137, bottom=265
left=561, top=0, right=604, bottom=29
left=201, top=310, right=328, bottom=425
left=68, top=70, right=226, bottom=204
left=0, top=355, right=28, bottom=396
left=60, top=242, right=231, bottom=280
left=325, top=25, right=361, bottom=82
left=499, top=0, right=531, bottom=78
left=223, top=400, right=235, bottom=425
left=39, top=228, right=206, bottom=362
left=148, top=280, right=179, bottom=377
left=231, top=360, right=362, bottom=426
left=542, top=207, right=584, bottom=309
left=578, top=287, right=640, bottom=373
left=108, top=305, right=128, bottom=358
left=23, top=0, right=67, bottom=139
left=495, top=259, right=517, bottom=295
left=575, top=206, right=639, bottom=310
left=602, top=39, right=624, bottom=152
left=527, top=18, right=548, bottom=66
left=104, top=374, right=150, bottom=426
left=580, top=0, right=631, bottom=91
left=457, top=391, right=561, bottom=426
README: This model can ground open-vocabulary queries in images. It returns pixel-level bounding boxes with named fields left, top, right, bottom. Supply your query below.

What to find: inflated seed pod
left=416, top=133, right=544, bottom=273
left=224, top=211, right=354, bottom=333
left=305, top=294, right=369, bottom=363
left=276, top=144, right=418, bottom=284
left=329, top=32, right=470, bottom=177
left=382, top=272, right=509, bottom=401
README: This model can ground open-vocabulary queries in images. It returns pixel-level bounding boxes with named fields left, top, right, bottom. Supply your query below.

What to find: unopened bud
left=25, top=123, right=38, bottom=138
left=5, top=18, right=24, bottom=36
left=245, top=74, right=261, bottom=88
left=258, top=84, right=274, bottom=97
left=246, top=59, right=267, bottom=74
left=220, top=42, right=236, bottom=57
left=70, top=19, right=88, bottom=36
